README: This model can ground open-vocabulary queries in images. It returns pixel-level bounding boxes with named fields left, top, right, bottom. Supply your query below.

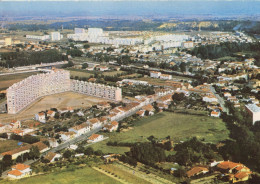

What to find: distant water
left=0, top=1, right=260, bottom=18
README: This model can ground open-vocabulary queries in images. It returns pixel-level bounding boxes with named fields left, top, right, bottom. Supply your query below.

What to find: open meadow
left=1, top=167, right=121, bottom=184
left=91, top=111, right=230, bottom=154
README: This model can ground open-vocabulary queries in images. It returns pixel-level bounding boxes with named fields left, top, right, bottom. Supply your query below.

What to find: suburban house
left=35, top=112, right=46, bottom=123
left=211, top=111, right=221, bottom=118
left=44, top=152, right=61, bottom=163
left=88, top=118, right=102, bottom=129
left=150, top=71, right=161, bottom=78
left=58, top=131, right=76, bottom=142
left=68, top=123, right=91, bottom=137
left=97, top=101, right=111, bottom=110
left=88, top=134, right=104, bottom=142
left=186, top=166, right=209, bottom=178
left=8, top=164, right=32, bottom=179
left=216, top=161, right=252, bottom=183
left=48, top=138, right=59, bottom=148
left=136, top=110, right=145, bottom=117
left=46, top=110, right=55, bottom=117
left=202, top=94, right=218, bottom=103
left=160, top=74, right=172, bottom=80
left=142, top=104, right=155, bottom=115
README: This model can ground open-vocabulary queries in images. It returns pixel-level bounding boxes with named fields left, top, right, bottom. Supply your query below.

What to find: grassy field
left=0, top=72, right=39, bottom=90
left=99, top=164, right=151, bottom=184
left=1, top=167, right=121, bottom=184
left=0, top=140, right=22, bottom=153
left=91, top=111, right=230, bottom=154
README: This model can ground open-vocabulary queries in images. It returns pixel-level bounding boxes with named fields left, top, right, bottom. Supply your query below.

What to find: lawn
left=0, top=140, right=23, bottom=154
left=1, top=167, right=121, bottom=184
left=0, top=72, right=39, bottom=90
left=91, top=111, right=230, bottom=154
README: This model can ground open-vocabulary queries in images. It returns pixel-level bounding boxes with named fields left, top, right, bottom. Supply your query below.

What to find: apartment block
left=7, top=69, right=122, bottom=114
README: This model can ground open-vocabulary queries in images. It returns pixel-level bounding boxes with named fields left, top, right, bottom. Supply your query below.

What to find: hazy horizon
left=1, top=1, right=260, bottom=19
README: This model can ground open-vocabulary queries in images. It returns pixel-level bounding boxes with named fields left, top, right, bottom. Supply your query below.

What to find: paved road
left=210, top=85, right=229, bottom=114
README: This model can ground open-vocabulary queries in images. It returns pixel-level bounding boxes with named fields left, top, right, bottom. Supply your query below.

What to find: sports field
left=91, top=111, right=230, bottom=154
left=1, top=167, right=121, bottom=184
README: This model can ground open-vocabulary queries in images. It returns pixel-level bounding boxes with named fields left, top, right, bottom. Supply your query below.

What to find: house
left=150, top=71, right=161, bottom=78
left=88, top=134, right=104, bottom=142
left=97, top=101, right=111, bottom=110
left=58, top=108, right=69, bottom=114
left=216, top=161, right=251, bottom=183
left=160, top=74, right=172, bottom=80
left=202, top=95, right=218, bottom=103
left=32, top=142, right=49, bottom=153
left=68, top=123, right=91, bottom=137
left=8, top=164, right=31, bottom=179
left=58, top=131, right=76, bottom=142
left=157, top=94, right=173, bottom=105
left=186, top=166, right=209, bottom=178
left=136, top=110, right=145, bottom=117
left=44, top=152, right=61, bottom=163
left=224, top=92, right=232, bottom=97
left=46, top=110, right=55, bottom=117
left=88, top=118, right=101, bottom=129
left=69, top=144, right=78, bottom=150
left=211, top=111, right=221, bottom=118
left=48, top=138, right=59, bottom=148
left=142, top=104, right=155, bottom=115
left=35, top=112, right=46, bottom=123
left=76, top=111, right=84, bottom=117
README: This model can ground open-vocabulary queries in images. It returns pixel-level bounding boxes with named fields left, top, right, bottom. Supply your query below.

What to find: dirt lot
left=0, top=92, right=104, bottom=122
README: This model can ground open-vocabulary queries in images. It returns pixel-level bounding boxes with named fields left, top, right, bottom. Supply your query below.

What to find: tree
left=16, top=155, right=23, bottom=163
left=180, top=62, right=186, bottom=73
left=82, top=63, right=88, bottom=69
left=84, top=147, right=94, bottom=155
left=63, top=150, right=72, bottom=159
left=83, top=44, right=90, bottom=49
left=2, top=155, right=12, bottom=170
left=29, top=146, right=40, bottom=160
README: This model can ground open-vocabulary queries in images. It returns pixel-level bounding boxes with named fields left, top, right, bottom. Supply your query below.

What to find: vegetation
left=1, top=166, right=121, bottom=184
left=189, top=42, right=260, bottom=60
left=91, top=111, right=229, bottom=154
left=0, top=50, right=67, bottom=68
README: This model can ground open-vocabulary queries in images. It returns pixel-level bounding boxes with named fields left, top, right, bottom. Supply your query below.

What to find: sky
left=1, top=1, right=260, bottom=18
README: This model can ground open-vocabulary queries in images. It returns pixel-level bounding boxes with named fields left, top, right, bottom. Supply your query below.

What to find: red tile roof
left=187, top=167, right=209, bottom=178
left=8, top=169, right=23, bottom=176
left=88, top=134, right=101, bottom=141
left=12, top=164, right=30, bottom=171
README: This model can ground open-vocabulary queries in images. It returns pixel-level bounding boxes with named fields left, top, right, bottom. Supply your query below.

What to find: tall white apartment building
left=71, top=80, right=122, bottom=101
left=7, top=70, right=70, bottom=114
left=245, top=104, right=260, bottom=125
left=75, top=28, right=86, bottom=34
left=88, top=28, right=104, bottom=37
left=51, top=32, right=63, bottom=41
left=7, top=69, right=122, bottom=114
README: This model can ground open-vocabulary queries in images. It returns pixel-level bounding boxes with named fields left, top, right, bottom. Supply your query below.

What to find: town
left=0, top=16, right=260, bottom=184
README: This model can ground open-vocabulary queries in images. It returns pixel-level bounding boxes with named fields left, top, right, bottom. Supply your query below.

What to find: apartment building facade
left=7, top=69, right=122, bottom=114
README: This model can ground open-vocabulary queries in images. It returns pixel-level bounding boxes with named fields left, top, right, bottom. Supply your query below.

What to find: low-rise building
left=88, top=134, right=104, bottom=142
left=8, top=164, right=31, bottom=179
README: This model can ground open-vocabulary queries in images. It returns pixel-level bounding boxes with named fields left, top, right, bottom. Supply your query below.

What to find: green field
left=91, top=111, right=230, bottom=154
left=1, top=167, right=121, bottom=184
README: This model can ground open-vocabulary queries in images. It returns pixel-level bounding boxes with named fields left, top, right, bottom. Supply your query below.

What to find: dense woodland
left=0, top=50, right=67, bottom=68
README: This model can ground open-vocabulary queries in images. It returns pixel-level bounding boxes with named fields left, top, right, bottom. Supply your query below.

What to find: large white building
left=51, top=32, right=63, bottom=41
left=7, top=69, right=122, bottom=114
left=245, top=104, right=260, bottom=125
left=26, top=35, right=50, bottom=41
